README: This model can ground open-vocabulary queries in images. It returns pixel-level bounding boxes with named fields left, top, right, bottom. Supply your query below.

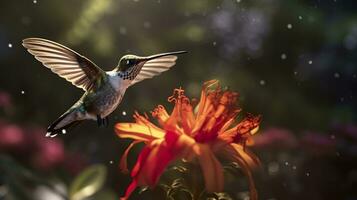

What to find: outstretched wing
left=131, top=55, right=178, bottom=85
left=22, top=38, right=105, bottom=91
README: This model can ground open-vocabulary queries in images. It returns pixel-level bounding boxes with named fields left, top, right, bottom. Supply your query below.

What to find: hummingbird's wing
left=131, top=55, right=178, bottom=85
left=22, top=38, right=105, bottom=91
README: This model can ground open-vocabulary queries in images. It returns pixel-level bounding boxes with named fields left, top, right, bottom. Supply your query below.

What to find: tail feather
left=46, top=111, right=82, bottom=137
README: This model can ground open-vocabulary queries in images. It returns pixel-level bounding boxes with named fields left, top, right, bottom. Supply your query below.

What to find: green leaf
left=171, top=178, right=184, bottom=189
left=214, top=192, right=233, bottom=200
left=90, top=188, right=117, bottom=200
left=69, top=164, right=107, bottom=200
left=138, top=186, right=149, bottom=194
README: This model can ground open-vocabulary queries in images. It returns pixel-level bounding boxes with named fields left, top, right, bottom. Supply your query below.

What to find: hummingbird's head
left=115, top=51, right=187, bottom=80
left=116, top=55, right=144, bottom=72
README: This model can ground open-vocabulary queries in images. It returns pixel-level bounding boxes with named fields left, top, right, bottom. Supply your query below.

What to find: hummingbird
left=22, top=38, right=186, bottom=137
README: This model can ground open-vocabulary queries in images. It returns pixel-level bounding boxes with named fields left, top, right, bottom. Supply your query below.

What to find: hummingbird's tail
left=46, top=110, right=82, bottom=137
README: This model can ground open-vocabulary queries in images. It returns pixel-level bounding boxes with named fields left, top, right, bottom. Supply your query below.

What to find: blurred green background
left=0, top=0, right=356, bottom=200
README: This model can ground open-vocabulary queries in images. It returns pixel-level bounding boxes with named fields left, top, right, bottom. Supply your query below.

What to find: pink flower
left=252, top=127, right=298, bottom=149
left=0, top=124, right=25, bottom=150
left=31, top=130, right=65, bottom=170
left=301, top=131, right=336, bottom=154
left=0, top=91, right=12, bottom=109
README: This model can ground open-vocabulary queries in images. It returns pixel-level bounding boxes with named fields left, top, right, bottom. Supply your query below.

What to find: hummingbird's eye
left=125, top=59, right=135, bottom=66
left=119, top=58, right=136, bottom=71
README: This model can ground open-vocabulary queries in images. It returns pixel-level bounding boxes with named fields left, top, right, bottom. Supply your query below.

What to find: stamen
left=167, top=87, right=185, bottom=103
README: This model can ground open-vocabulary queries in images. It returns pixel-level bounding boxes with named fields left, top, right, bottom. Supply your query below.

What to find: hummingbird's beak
left=144, top=51, right=187, bottom=61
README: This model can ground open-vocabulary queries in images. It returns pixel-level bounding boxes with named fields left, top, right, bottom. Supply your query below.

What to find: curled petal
left=235, top=157, right=258, bottom=200
left=197, top=144, right=224, bottom=192
left=115, top=123, right=165, bottom=141
left=120, top=141, right=141, bottom=174
left=220, top=143, right=259, bottom=200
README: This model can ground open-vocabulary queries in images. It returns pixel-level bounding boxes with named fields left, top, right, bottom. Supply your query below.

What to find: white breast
left=106, top=71, right=131, bottom=92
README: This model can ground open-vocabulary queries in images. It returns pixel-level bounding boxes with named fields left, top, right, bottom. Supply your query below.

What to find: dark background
left=0, top=0, right=357, bottom=200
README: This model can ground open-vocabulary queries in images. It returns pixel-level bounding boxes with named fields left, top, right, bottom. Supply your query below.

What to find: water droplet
left=330, top=134, right=336, bottom=139
left=308, top=60, right=313, bottom=64
left=268, top=162, right=279, bottom=175
left=259, top=80, right=266, bottom=86
left=122, top=111, right=127, bottom=116
left=334, top=72, right=340, bottom=78
left=306, top=172, right=310, bottom=176
left=109, top=160, right=114, bottom=164
left=281, top=53, right=287, bottom=60
left=284, top=161, right=289, bottom=166
left=294, top=71, right=298, bottom=75
left=21, top=90, right=25, bottom=94
left=213, top=41, right=217, bottom=46
left=8, top=43, right=12, bottom=48
left=33, top=0, right=37, bottom=3
left=292, top=165, right=297, bottom=170
left=143, top=21, right=151, bottom=28
left=298, top=16, right=303, bottom=20
left=119, top=27, right=127, bottom=35
left=287, top=24, right=293, bottom=29
left=236, top=0, right=241, bottom=3
left=61, top=129, right=67, bottom=134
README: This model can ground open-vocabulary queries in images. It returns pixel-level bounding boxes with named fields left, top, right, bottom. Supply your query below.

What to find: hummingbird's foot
left=97, top=115, right=102, bottom=127
left=105, top=117, right=109, bottom=127
left=97, top=115, right=109, bottom=127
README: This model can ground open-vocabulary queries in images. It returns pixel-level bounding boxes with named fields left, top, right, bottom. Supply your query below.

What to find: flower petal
left=130, top=145, right=152, bottom=178
left=121, top=146, right=153, bottom=200
left=165, top=131, right=197, bottom=161
left=115, top=123, right=165, bottom=141
left=151, top=105, right=170, bottom=127
left=191, top=80, right=218, bottom=135
left=221, top=114, right=261, bottom=143
left=143, top=143, right=174, bottom=185
left=179, top=97, right=195, bottom=134
left=121, top=179, right=137, bottom=200
left=228, top=143, right=260, bottom=168
left=197, top=144, right=224, bottom=192
left=220, top=143, right=259, bottom=200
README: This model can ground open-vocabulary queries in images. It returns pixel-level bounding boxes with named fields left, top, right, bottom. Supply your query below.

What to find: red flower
left=115, top=80, right=261, bottom=199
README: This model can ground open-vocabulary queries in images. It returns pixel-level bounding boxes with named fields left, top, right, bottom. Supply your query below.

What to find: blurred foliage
left=0, top=0, right=357, bottom=199
left=69, top=164, right=107, bottom=200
